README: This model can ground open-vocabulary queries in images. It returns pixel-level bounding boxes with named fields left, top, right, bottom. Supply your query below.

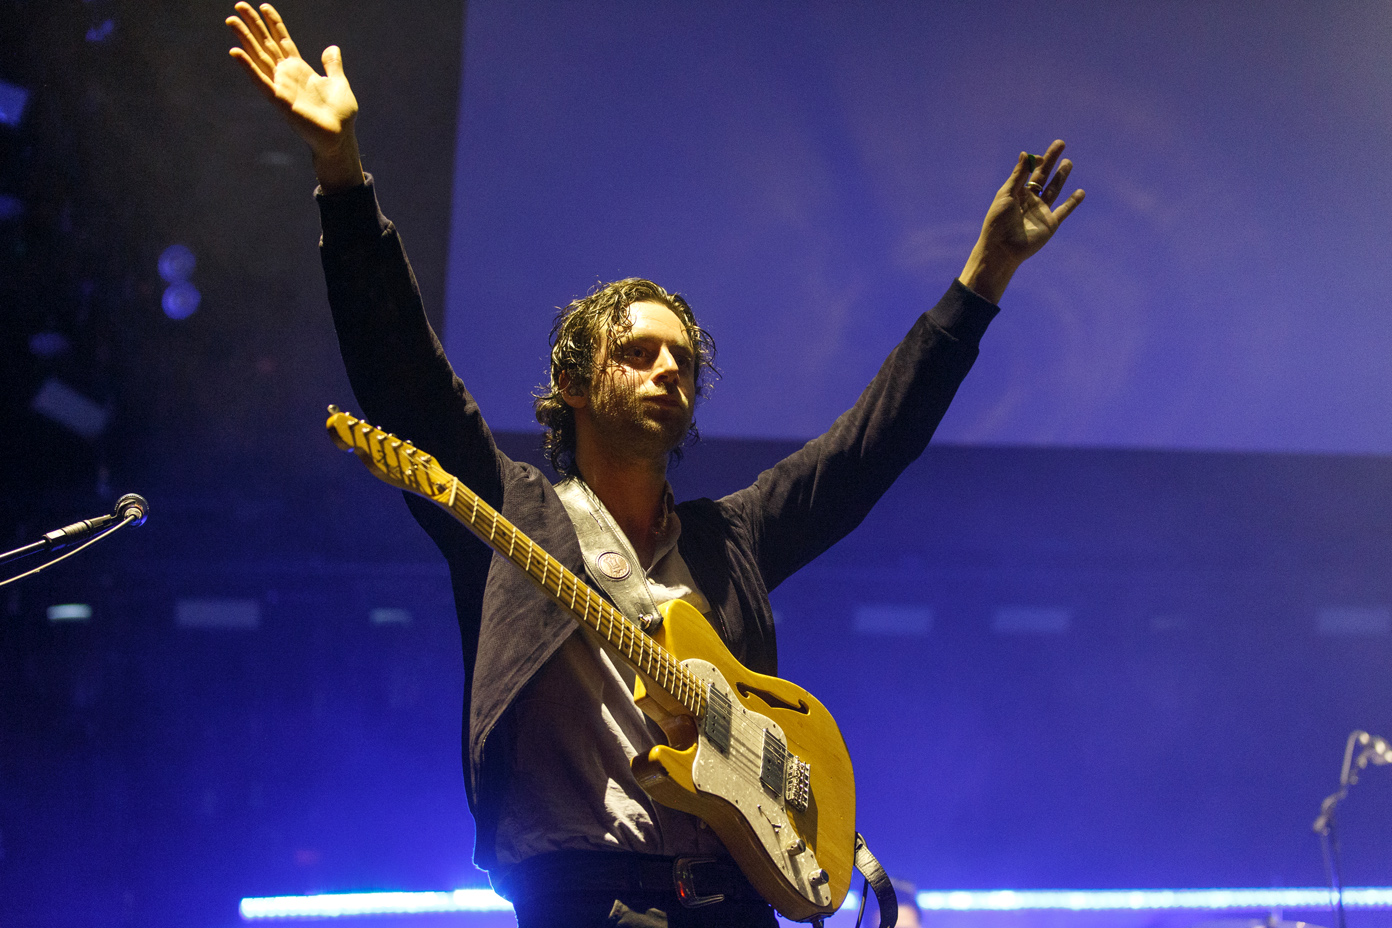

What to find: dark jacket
left=316, top=177, right=998, bottom=868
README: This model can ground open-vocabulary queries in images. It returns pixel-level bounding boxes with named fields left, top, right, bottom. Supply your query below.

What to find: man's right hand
left=226, top=2, right=365, bottom=192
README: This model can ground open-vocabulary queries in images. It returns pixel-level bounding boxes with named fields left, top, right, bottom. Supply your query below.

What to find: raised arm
left=736, top=141, right=1084, bottom=587
left=226, top=2, right=364, bottom=192
left=225, top=2, right=506, bottom=510
left=958, top=139, right=1085, bottom=304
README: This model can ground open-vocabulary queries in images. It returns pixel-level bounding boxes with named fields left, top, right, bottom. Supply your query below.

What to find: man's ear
left=559, top=371, right=587, bottom=409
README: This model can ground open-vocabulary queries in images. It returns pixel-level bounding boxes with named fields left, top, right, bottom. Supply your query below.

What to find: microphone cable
left=0, top=494, right=149, bottom=588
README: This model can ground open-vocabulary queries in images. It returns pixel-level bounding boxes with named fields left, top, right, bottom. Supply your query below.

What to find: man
left=226, top=5, right=1084, bottom=927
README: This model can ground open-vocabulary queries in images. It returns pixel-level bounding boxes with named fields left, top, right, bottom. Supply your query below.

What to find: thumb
left=322, top=45, right=346, bottom=79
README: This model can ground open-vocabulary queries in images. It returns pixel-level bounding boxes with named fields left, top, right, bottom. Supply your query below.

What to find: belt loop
left=672, top=856, right=725, bottom=908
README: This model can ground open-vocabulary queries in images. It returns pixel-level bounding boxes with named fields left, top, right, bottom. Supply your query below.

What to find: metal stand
left=1312, top=730, right=1392, bottom=928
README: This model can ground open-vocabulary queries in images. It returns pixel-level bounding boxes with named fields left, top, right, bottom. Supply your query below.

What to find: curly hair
left=534, top=278, right=718, bottom=476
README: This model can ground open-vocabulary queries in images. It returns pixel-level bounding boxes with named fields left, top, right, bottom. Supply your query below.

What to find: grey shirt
left=493, top=489, right=726, bottom=863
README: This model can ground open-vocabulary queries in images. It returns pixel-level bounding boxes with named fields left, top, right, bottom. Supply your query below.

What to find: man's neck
left=573, top=445, right=669, bottom=569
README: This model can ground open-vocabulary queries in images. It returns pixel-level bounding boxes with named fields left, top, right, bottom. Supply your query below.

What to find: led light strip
left=916, top=888, right=1392, bottom=911
left=240, top=889, right=512, bottom=918
left=239, top=886, right=1392, bottom=919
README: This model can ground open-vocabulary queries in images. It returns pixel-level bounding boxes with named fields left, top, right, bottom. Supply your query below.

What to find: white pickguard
left=683, top=660, right=831, bottom=909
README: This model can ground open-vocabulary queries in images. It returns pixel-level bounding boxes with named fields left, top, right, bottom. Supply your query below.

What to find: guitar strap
left=553, top=477, right=664, bottom=630
left=556, top=478, right=898, bottom=928
left=853, top=831, right=897, bottom=928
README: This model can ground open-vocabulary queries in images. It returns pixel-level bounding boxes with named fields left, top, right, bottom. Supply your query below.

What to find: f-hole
left=736, top=682, right=810, bottom=714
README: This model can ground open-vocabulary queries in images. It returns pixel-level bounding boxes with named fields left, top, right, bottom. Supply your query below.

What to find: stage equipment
left=0, top=493, right=149, bottom=586
left=1312, top=730, right=1392, bottom=928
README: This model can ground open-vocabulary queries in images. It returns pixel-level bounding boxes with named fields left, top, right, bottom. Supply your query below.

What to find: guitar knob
left=808, top=869, right=828, bottom=886
left=787, top=837, right=805, bottom=854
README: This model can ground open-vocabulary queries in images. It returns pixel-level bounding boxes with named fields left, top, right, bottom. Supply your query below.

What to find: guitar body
left=629, top=599, right=856, bottom=923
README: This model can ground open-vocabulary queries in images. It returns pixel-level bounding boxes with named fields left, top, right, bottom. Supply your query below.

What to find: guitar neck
left=327, top=409, right=706, bottom=717
left=428, top=460, right=705, bottom=718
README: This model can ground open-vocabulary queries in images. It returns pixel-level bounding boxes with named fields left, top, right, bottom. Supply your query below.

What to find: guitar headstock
left=325, top=405, right=450, bottom=500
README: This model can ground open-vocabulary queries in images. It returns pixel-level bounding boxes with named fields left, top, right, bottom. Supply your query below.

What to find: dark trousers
left=499, top=851, right=780, bottom=928
left=513, top=894, right=779, bottom=928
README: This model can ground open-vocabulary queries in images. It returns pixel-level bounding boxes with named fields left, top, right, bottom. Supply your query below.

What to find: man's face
left=580, top=300, right=697, bottom=460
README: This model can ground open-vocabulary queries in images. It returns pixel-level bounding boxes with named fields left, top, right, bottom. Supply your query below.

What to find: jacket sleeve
left=723, top=279, right=999, bottom=591
left=316, top=175, right=508, bottom=517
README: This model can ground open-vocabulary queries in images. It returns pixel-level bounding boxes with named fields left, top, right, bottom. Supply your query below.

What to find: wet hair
left=534, top=277, right=717, bottom=475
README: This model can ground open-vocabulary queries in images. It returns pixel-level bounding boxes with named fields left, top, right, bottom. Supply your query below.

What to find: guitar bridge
left=761, top=731, right=811, bottom=812
left=784, top=755, right=811, bottom=812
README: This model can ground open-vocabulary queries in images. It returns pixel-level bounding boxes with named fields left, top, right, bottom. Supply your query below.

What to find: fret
left=445, top=476, right=458, bottom=509
left=522, top=538, right=534, bottom=574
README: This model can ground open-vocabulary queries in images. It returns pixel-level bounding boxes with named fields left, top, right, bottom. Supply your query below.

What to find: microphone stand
left=0, top=494, right=149, bottom=585
left=0, top=536, right=52, bottom=568
left=1313, top=730, right=1392, bottom=928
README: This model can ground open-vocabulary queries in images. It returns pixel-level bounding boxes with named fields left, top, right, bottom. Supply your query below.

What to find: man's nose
left=652, top=346, right=679, bottom=381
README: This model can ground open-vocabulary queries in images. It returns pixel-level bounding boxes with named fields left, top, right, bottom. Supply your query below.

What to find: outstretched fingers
left=1039, top=159, right=1071, bottom=205
left=1028, top=140, right=1066, bottom=189
left=1051, top=188, right=1086, bottom=225
left=258, top=4, right=302, bottom=61
left=226, top=4, right=278, bottom=85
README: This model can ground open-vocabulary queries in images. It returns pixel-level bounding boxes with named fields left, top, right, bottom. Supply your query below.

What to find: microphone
left=42, top=493, right=150, bottom=550
left=115, top=493, right=149, bottom=528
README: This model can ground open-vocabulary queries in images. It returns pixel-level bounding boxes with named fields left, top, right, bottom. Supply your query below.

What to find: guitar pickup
left=703, top=683, right=732, bottom=755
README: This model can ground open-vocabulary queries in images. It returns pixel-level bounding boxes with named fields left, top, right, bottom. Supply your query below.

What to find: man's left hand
left=959, top=139, right=1085, bottom=304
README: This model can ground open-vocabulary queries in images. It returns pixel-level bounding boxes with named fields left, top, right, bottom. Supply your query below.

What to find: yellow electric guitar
left=325, top=407, right=856, bottom=923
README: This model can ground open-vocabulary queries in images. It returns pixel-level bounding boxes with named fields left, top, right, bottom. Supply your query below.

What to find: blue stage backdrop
left=445, top=0, right=1392, bottom=455
left=4, top=2, right=1392, bottom=926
